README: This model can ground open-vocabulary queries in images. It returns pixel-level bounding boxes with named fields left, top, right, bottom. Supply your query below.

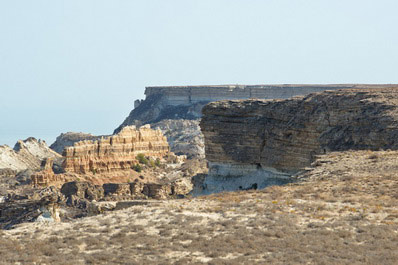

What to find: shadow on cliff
left=114, top=94, right=207, bottom=133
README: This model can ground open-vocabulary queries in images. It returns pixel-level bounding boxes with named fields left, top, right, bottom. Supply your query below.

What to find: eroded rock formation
left=199, top=87, right=398, bottom=193
left=63, top=125, right=169, bottom=174
left=0, top=138, right=61, bottom=172
left=31, top=125, right=171, bottom=187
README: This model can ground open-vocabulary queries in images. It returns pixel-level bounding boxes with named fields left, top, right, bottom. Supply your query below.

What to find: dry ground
left=1, top=150, right=398, bottom=264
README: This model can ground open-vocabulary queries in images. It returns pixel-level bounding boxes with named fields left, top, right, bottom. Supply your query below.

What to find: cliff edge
left=199, top=87, right=398, bottom=193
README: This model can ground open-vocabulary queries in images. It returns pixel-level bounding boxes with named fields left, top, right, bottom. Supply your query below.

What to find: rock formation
left=63, top=125, right=169, bottom=174
left=114, top=84, right=393, bottom=157
left=60, top=179, right=192, bottom=205
left=0, top=138, right=61, bottom=172
left=31, top=158, right=65, bottom=187
left=115, top=84, right=395, bottom=129
left=151, top=119, right=205, bottom=158
left=31, top=125, right=170, bottom=187
left=199, top=87, right=398, bottom=194
left=50, top=132, right=103, bottom=154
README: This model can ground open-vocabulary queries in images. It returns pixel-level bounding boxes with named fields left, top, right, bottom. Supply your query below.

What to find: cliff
left=0, top=138, right=61, bottom=172
left=116, top=84, right=369, bottom=131
left=31, top=125, right=170, bottom=187
left=63, top=125, right=169, bottom=174
left=115, top=84, right=394, bottom=158
left=199, top=87, right=398, bottom=193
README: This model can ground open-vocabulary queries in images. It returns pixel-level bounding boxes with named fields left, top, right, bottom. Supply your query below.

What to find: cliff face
left=116, top=85, right=366, bottom=131
left=63, top=125, right=169, bottom=174
left=32, top=125, right=171, bottom=187
left=199, top=88, right=398, bottom=193
left=0, top=138, right=61, bottom=172
left=115, top=84, right=394, bottom=158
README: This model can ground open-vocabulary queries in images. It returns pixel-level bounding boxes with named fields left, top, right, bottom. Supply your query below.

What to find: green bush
left=132, top=164, right=142, bottom=172
left=136, top=154, right=148, bottom=165
left=155, top=158, right=161, bottom=167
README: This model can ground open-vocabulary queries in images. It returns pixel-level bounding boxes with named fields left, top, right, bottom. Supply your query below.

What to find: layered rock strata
left=115, top=84, right=394, bottom=157
left=60, top=179, right=192, bottom=204
left=31, top=158, right=63, bottom=187
left=31, top=125, right=170, bottom=187
left=199, top=87, right=398, bottom=194
left=63, top=125, right=169, bottom=174
left=116, top=84, right=393, bottom=130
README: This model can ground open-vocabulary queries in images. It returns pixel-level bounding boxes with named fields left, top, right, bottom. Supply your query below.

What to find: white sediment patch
left=194, top=162, right=292, bottom=195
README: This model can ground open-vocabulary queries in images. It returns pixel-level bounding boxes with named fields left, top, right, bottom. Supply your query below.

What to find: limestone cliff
left=62, top=125, right=169, bottom=174
left=115, top=84, right=392, bottom=158
left=0, top=138, right=61, bottom=172
left=199, top=87, right=398, bottom=193
left=115, top=84, right=365, bottom=131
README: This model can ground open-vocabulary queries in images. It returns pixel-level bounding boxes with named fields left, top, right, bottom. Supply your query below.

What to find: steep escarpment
left=115, top=84, right=392, bottom=158
left=116, top=85, right=362, bottom=131
left=199, top=88, right=398, bottom=193
left=62, top=125, right=169, bottom=174
left=0, top=138, right=61, bottom=172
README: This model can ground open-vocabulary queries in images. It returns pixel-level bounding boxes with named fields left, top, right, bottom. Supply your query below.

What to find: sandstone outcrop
left=31, top=158, right=63, bottom=187
left=199, top=87, right=398, bottom=193
left=0, top=138, right=61, bottom=172
left=31, top=125, right=172, bottom=187
left=62, top=125, right=169, bottom=174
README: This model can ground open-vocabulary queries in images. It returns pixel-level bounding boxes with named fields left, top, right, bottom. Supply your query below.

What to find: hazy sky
left=1, top=0, right=397, bottom=146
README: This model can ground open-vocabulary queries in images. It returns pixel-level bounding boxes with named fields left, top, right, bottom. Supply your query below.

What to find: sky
left=0, top=0, right=397, bottom=146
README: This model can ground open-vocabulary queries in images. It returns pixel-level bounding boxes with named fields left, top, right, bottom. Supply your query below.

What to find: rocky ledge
left=199, top=87, right=398, bottom=194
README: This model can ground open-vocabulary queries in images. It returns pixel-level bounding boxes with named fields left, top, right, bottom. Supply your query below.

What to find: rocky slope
left=0, top=138, right=61, bottom=172
left=151, top=119, right=205, bottom=158
left=50, top=132, right=103, bottom=154
left=200, top=87, right=398, bottom=193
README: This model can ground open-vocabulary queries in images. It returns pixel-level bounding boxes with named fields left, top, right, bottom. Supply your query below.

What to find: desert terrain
left=1, top=150, right=397, bottom=264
